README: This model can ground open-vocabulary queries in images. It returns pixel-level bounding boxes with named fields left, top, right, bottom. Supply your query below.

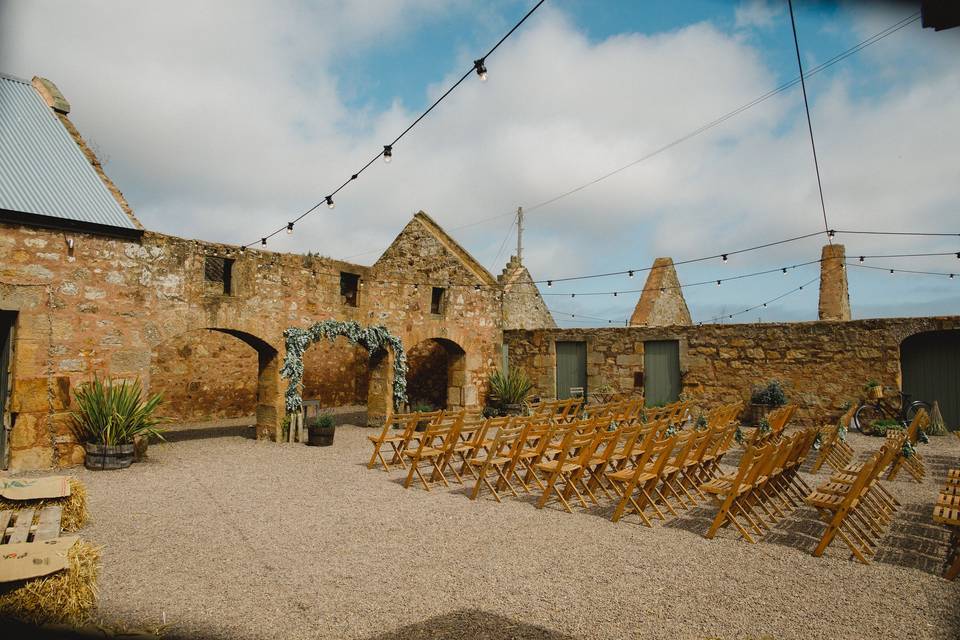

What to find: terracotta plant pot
left=84, top=442, right=134, bottom=470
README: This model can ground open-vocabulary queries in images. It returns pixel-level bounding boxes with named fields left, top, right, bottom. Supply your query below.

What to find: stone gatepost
left=818, top=244, right=851, bottom=321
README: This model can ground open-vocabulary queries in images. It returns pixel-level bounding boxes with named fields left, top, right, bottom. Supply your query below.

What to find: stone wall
left=1, top=211, right=504, bottom=470
left=505, top=316, right=960, bottom=426
left=499, top=256, right=556, bottom=330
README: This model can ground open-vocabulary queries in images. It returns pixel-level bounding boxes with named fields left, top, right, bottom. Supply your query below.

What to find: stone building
left=0, top=74, right=554, bottom=470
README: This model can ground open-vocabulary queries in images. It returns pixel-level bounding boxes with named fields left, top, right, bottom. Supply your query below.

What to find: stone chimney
left=31, top=77, right=71, bottom=114
left=629, top=257, right=692, bottom=327
left=818, top=244, right=851, bottom=321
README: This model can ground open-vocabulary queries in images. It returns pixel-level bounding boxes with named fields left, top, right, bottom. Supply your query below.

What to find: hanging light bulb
left=628, top=270, right=634, bottom=278
left=547, top=280, right=553, bottom=288
left=383, top=145, right=392, bottom=163
left=240, top=245, right=246, bottom=253
left=474, top=284, right=481, bottom=291
left=326, top=196, right=335, bottom=209
left=660, top=287, right=665, bottom=293
left=571, top=293, right=575, bottom=298
left=287, top=222, right=294, bottom=234
left=762, top=303, right=767, bottom=308
left=413, top=283, right=419, bottom=291
left=261, top=238, right=267, bottom=246
left=473, top=58, right=487, bottom=81
left=728, top=314, right=733, bottom=319
left=828, top=229, right=836, bottom=239
left=889, top=269, right=895, bottom=274
left=782, top=267, right=788, bottom=274
left=613, top=291, right=618, bottom=297
left=956, top=252, right=959, bottom=259
left=950, top=274, right=955, bottom=279
left=799, top=285, right=804, bottom=290
left=859, top=256, right=864, bottom=263
left=716, top=280, right=721, bottom=286
left=721, top=254, right=728, bottom=263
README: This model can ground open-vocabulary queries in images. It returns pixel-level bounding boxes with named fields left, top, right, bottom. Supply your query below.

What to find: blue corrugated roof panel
left=0, top=73, right=137, bottom=231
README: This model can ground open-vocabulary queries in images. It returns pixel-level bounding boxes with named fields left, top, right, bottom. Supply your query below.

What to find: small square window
left=431, top=287, right=445, bottom=315
left=340, top=272, right=360, bottom=307
left=204, top=256, right=233, bottom=295
left=634, top=371, right=644, bottom=389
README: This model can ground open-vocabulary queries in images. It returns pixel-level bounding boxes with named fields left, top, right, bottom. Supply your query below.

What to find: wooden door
left=555, top=341, right=586, bottom=400
left=644, top=340, right=680, bottom=407
left=901, top=330, right=960, bottom=431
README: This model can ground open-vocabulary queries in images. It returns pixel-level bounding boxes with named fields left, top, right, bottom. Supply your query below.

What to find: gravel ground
left=58, top=427, right=960, bottom=640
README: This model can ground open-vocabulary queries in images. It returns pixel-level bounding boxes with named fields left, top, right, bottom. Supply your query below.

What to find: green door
left=556, top=341, right=586, bottom=400
left=644, top=340, right=680, bottom=407
left=901, top=330, right=960, bottom=431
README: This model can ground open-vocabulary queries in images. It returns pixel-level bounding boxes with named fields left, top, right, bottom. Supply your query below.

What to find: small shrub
left=308, top=414, right=335, bottom=429
left=750, top=380, right=787, bottom=407
left=488, top=368, right=534, bottom=408
left=412, top=403, right=435, bottom=413
left=869, top=419, right=901, bottom=437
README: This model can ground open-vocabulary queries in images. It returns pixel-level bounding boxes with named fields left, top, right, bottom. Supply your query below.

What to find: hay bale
left=0, top=540, right=100, bottom=626
left=0, top=478, right=89, bottom=531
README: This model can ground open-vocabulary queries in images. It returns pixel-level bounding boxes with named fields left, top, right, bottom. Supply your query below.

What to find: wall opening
left=406, top=337, right=466, bottom=410
left=431, top=287, right=445, bottom=315
left=340, top=272, right=360, bottom=307
left=644, top=340, right=681, bottom=407
left=301, top=335, right=370, bottom=414
left=204, top=256, right=233, bottom=295
left=555, top=341, right=586, bottom=400
left=901, top=329, right=960, bottom=431
left=0, top=311, right=16, bottom=469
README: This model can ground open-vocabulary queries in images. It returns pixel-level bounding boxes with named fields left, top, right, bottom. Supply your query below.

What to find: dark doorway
left=556, top=341, right=587, bottom=400
left=1, top=311, right=16, bottom=469
left=644, top=340, right=680, bottom=407
left=901, top=330, right=960, bottom=431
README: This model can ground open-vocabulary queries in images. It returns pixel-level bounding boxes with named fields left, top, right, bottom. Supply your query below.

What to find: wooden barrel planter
left=750, top=403, right=773, bottom=426
left=306, top=423, right=336, bottom=447
left=84, top=443, right=134, bottom=470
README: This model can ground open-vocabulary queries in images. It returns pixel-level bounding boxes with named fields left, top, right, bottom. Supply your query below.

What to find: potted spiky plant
left=487, top=368, right=534, bottom=416
left=71, top=376, right=166, bottom=470
left=306, top=413, right=336, bottom=446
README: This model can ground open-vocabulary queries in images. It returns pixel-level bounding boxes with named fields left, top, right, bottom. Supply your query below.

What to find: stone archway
left=148, top=327, right=284, bottom=441
left=405, top=338, right=467, bottom=411
left=901, top=329, right=960, bottom=430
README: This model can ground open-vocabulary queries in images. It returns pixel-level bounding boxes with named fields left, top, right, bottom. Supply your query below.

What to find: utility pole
left=516, top=206, right=523, bottom=264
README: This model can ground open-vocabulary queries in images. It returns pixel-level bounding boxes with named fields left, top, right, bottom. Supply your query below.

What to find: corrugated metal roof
left=0, top=73, right=137, bottom=231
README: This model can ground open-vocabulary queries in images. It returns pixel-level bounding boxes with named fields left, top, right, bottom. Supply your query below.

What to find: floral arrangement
left=281, top=320, right=408, bottom=412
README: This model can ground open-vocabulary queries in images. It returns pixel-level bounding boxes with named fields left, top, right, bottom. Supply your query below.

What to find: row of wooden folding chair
left=401, top=413, right=502, bottom=490
left=367, top=409, right=470, bottom=472
left=703, top=402, right=742, bottom=430
left=604, top=421, right=741, bottom=525
left=933, top=469, right=960, bottom=580
left=811, top=423, right=855, bottom=473
left=702, top=428, right=818, bottom=543
left=528, top=397, right=583, bottom=423
left=885, top=408, right=930, bottom=482
left=643, top=400, right=693, bottom=427
left=804, top=440, right=903, bottom=564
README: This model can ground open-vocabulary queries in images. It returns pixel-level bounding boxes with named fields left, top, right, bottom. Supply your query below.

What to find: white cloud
left=734, top=0, right=784, bottom=30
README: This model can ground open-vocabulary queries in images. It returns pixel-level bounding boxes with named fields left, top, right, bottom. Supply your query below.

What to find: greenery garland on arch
left=280, top=320, right=408, bottom=412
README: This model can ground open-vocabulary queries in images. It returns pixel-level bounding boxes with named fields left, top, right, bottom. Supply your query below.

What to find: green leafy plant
left=695, top=414, right=708, bottom=430
left=412, top=403, right=435, bottom=413
left=308, top=414, right=335, bottom=429
left=488, top=368, right=534, bottom=408
left=70, top=376, right=166, bottom=446
left=750, top=380, right=787, bottom=407
left=869, top=419, right=902, bottom=437
left=757, top=417, right=772, bottom=436
left=863, top=379, right=881, bottom=391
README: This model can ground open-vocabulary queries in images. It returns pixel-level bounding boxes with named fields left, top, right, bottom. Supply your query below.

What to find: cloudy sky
left=1, top=0, right=957, bottom=325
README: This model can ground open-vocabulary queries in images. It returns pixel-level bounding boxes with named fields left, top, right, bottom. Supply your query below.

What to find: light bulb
left=474, top=59, right=487, bottom=81
left=722, top=254, right=728, bottom=263
left=628, top=270, right=634, bottom=278
left=782, top=268, right=787, bottom=274
left=716, top=280, right=721, bottom=286
left=859, top=256, right=864, bottom=263
left=261, top=238, right=267, bottom=246
left=326, top=196, right=335, bottom=209
left=383, top=145, right=392, bottom=163
left=287, top=222, right=294, bottom=234
left=828, top=229, right=835, bottom=239
left=547, top=280, right=552, bottom=288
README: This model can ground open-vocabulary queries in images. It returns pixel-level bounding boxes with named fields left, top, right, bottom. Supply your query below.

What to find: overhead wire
left=336, top=11, right=921, bottom=262
left=243, top=0, right=546, bottom=249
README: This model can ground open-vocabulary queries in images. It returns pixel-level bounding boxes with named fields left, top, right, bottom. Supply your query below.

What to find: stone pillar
left=255, top=348, right=284, bottom=441
left=629, top=257, right=692, bottom=327
left=818, top=244, right=851, bottom=321
left=366, top=349, right=394, bottom=426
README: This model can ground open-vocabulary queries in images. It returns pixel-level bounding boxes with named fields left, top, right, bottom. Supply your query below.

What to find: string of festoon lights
left=239, top=0, right=545, bottom=250
left=337, top=10, right=922, bottom=263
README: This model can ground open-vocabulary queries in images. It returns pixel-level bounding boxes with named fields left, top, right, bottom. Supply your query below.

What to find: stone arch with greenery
left=281, top=320, right=408, bottom=413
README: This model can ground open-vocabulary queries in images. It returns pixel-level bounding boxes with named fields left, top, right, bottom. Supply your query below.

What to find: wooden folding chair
left=703, top=443, right=773, bottom=543
left=401, top=420, right=461, bottom=491
left=934, top=471, right=960, bottom=580
left=367, top=412, right=418, bottom=471
left=469, top=425, right=526, bottom=502
left=506, top=417, right=555, bottom=493
left=442, top=418, right=495, bottom=483
left=535, top=430, right=601, bottom=513
left=806, top=454, right=880, bottom=564
left=606, top=435, right=677, bottom=525
left=886, top=408, right=930, bottom=482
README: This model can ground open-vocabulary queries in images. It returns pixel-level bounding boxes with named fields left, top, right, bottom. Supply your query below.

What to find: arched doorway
left=300, top=336, right=371, bottom=420
left=901, top=330, right=960, bottom=431
left=149, top=327, right=283, bottom=440
left=405, top=338, right=466, bottom=410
